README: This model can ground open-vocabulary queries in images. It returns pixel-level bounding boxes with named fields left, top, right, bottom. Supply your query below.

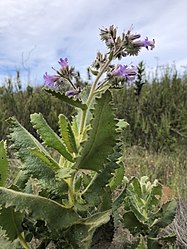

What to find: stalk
left=67, top=176, right=75, bottom=207
left=18, top=233, right=30, bottom=249
left=79, top=57, right=112, bottom=134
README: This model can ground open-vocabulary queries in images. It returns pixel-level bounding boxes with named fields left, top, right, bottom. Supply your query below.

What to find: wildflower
left=112, top=64, right=137, bottom=80
left=58, top=58, right=68, bottom=68
left=43, top=72, right=59, bottom=87
left=65, top=89, right=80, bottom=96
left=133, top=37, right=155, bottom=50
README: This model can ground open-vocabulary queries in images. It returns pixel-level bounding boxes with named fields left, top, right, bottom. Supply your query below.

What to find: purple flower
left=65, top=89, right=80, bottom=96
left=58, top=58, right=68, bottom=68
left=133, top=37, right=155, bottom=50
left=43, top=72, right=59, bottom=87
left=112, top=65, right=137, bottom=81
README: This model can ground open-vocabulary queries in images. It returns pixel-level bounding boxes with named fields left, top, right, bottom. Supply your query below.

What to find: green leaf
left=58, top=114, right=78, bottom=154
left=8, top=116, right=58, bottom=168
left=30, top=113, right=74, bottom=162
left=44, top=88, right=87, bottom=110
left=64, top=210, right=111, bottom=249
left=8, top=117, right=67, bottom=196
left=0, top=141, right=8, bottom=187
left=146, top=184, right=162, bottom=209
left=19, top=152, right=68, bottom=197
left=71, top=116, right=79, bottom=139
left=82, top=147, right=121, bottom=209
left=123, top=211, right=146, bottom=235
left=152, top=200, right=176, bottom=229
left=74, top=90, right=117, bottom=171
left=29, top=148, right=60, bottom=171
left=109, top=161, right=124, bottom=191
left=0, top=187, right=79, bottom=232
left=128, top=177, right=142, bottom=198
left=125, top=178, right=147, bottom=223
left=0, top=207, right=23, bottom=241
left=89, top=67, right=99, bottom=76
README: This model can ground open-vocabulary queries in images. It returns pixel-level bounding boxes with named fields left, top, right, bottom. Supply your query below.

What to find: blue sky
left=0, top=0, right=187, bottom=86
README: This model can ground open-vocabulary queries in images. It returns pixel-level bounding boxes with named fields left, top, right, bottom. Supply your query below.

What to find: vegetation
left=0, top=24, right=186, bottom=248
left=0, top=64, right=186, bottom=152
left=0, top=71, right=73, bottom=140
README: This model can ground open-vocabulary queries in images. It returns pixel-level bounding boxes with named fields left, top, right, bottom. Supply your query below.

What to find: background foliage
left=0, top=64, right=186, bottom=248
left=0, top=65, right=186, bottom=152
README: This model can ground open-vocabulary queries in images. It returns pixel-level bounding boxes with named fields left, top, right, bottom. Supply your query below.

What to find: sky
left=0, top=0, right=187, bottom=86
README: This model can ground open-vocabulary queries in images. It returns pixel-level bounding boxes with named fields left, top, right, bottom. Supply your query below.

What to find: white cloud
left=0, top=0, right=187, bottom=85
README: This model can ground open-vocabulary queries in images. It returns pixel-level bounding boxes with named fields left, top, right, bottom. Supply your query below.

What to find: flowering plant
left=0, top=25, right=175, bottom=249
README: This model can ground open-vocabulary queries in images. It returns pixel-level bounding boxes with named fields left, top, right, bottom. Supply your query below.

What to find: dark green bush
left=0, top=65, right=186, bottom=152
left=0, top=73, right=73, bottom=140
left=113, top=64, right=187, bottom=152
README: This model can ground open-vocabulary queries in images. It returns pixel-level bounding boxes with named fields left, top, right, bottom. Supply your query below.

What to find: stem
left=79, top=57, right=112, bottom=134
left=67, top=177, right=75, bottom=207
left=87, top=58, right=112, bottom=106
left=79, top=109, right=87, bottom=135
left=18, top=233, right=30, bottom=249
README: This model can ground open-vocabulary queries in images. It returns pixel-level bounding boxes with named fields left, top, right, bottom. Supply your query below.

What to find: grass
left=123, top=145, right=187, bottom=199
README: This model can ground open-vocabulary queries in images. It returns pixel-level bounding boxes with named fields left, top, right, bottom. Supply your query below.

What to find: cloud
left=0, top=0, right=187, bottom=85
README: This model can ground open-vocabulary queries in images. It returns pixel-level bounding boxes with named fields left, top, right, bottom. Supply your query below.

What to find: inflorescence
left=43, top=25, right=155, bottom=96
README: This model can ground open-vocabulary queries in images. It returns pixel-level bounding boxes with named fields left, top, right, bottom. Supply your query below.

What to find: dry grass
left=123, top=145, right=187, bottom=199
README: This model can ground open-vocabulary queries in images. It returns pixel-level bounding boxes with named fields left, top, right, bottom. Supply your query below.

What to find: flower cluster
left=43, top=25, right=155, bottom=96
left=99, top=25, right=155, bottom=59
left=43, top=58, right=80, bottom=96
left=43, top=58, right=69, bottom=87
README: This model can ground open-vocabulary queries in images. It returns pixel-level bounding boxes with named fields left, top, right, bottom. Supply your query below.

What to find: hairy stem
left=79, top=57, right=112, bottom=134
left=67, top=177, right=75, bottom=207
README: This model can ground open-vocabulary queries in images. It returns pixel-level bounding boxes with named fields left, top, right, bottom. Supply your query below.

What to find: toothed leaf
left=8, top=117, right=54, bottom=161
left=152, top=200, right=177, bottom=229
left=58, top=114, right=78, bottom=154
left=83, top=147, right=121, bottom=208
left=109, top=161, right=124, bottom=191
left=44, top=88, right=87, bottom=110
left=0, top=187, right=79, bottom=232
left=64, top=210, right=111, bottom=249
left=74, top=90, right=117, bottom=171
left=29, top=148, right=59, bottom=171
left=0, top=207, right=23, bottom=241
left=123, top=210, right=145, bottom=235
left=30, top=113, right=74, bottom=162
left=8, top=117, right=68, bottom=196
